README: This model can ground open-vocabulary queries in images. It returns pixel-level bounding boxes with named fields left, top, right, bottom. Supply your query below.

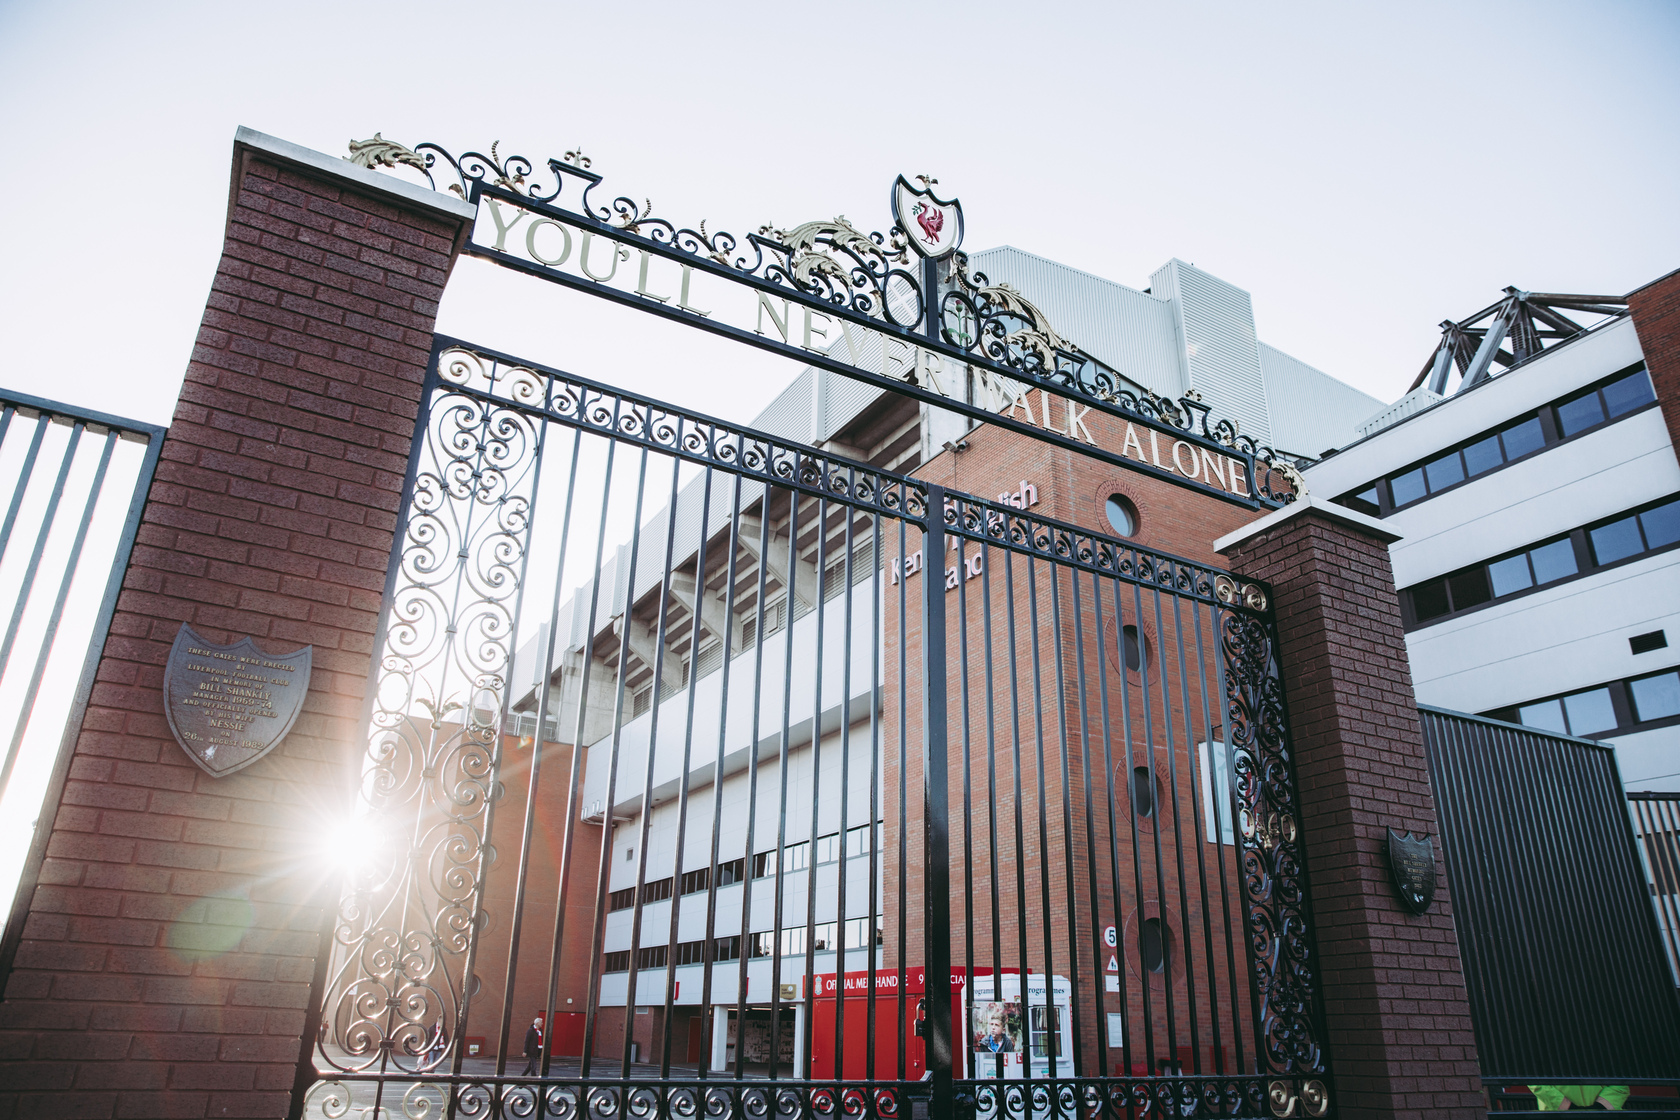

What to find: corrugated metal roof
left=968, top=246, right=1184, bottom=398
left=1259, top=343, right=1386, bottom=459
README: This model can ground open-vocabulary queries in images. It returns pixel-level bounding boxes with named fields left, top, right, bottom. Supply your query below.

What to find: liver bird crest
left=912, top=202, right=944, bottom=245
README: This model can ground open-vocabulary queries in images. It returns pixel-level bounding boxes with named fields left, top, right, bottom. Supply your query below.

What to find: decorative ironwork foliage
left=347, top=135, right=1309, bottom=509
left=1218, top=609, right=1327, bottom=1078
left=313, top=373, right=541, bottom=1081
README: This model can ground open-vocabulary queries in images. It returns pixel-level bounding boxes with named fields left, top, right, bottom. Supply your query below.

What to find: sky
left=2, top=0, right=1677, bottom=426
left=0, top=0, right=1676, bottom=908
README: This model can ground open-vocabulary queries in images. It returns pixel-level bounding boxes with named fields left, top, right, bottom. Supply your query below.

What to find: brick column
left=0, top=128, right=473, bottom=1119
left=1215, top=498, right=1484, bottom=1120
left=1627, top=266, right=1680, bottom=451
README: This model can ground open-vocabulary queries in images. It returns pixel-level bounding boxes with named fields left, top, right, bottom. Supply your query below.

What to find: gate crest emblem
left=892, top=174, right=963, bottom=259
left=163, top=625, right=312, bottom=778
left=1385, top=828, right=1437, bottom=914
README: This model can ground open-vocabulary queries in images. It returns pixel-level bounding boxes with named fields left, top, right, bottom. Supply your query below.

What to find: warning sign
left=1106, top=954, right=1118, bottom=972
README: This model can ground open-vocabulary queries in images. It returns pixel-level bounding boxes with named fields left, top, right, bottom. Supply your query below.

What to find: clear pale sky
left=2, top=0, right=1677, bottom=428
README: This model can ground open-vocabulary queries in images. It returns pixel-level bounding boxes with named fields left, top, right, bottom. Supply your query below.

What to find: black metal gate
left=289, top=336, right=1328, bottom=1120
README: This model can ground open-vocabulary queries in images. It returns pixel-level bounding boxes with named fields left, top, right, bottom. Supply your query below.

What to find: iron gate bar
left=457, top=181, right=1288, bottom=513
left=0, top=389, right=165, bottom=989
left=296, top=336, right=1329, bottom=1120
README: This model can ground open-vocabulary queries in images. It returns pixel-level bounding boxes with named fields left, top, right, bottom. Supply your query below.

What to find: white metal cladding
left=753, top=366, right=815, bottom=444
left=1151, top=259, right=1273, bottom=447
left=1259, top=343, right=1385, bottom=459
left=968, top=246, right=1185, bottom=399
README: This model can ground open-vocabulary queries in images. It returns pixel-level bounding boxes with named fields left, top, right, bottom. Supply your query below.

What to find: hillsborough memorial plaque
left=1385, top=828, right=1437, bottom=915
left=163, top=625, right=311, bottom=777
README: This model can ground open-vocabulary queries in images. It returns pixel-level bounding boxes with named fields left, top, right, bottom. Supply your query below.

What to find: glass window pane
left=1410, top=579, right=1452, bottom=622
left=1639, top=498, right=1680, bottom=550
left=1338, top=486, right=1380, bottom=517
left=1603, top=369, right=1656, bottom=418
left=1556, top=392, right=1607, bottom=437
left=1487, top=554, right=1534, bottom=597
left=1528, top=539, right=1578, bottom=585
left=1518, top=699, right=1567, bottom=734
left=1462, top=435, right=1503, bottom=477
left=1424, top=452, right=1466, bottom=492
left=1590, top=517, right=1644, bottom=565
left=1630, top=672, right=1680, bottom=722
left=1390, top=467, right=1427, bottom=507
left=1562, top=688, right=1617, bottom=736
left=1500, top=417, right=1546, bottom=460
left=1448, top=567, right=1491, bottom=611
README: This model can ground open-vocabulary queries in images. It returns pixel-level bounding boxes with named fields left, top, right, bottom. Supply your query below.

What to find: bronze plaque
left=163, top=625, right=311, bottom=777
left=1385, top=828, right=1437, bottom=915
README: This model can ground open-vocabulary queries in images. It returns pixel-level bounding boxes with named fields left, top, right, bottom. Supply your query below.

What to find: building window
left=608, top=887, right=636, bottom=913
left=1028, top=1005, right=1062, bottom=1060
left=1120, top=625, right=1146, bottom=674
left=642, top=878, right=672, bottom=904
left=1130, top=766, right=1154, bottom=818
left=1197, top=739, right=1235, bottom=845
left=1485, top=667, right=1680, bottom=739
left=603, top=951, right=631, bottom=973
left=680, top=867, right=709, bottom=895
left=636, top=945, right=667, bottom=970
left=1401, top=493, right=1680, bottom=630
left=753, top=840, right=808, bottom=878
left=1139, top=918, right=1169, bottom=974
left=714, top=857, right=746, bottom=887
left=675, top=936, right=740, bottom=965
left=1105, top=494, right=1138, bottom=537
left=1334, top=365, right=1656, bottom=517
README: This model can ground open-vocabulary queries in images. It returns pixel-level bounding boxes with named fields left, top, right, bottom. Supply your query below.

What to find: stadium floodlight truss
left=1410, top=287, right=1630, bottom=397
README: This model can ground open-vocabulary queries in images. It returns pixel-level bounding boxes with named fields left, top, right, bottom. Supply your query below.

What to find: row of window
left=1484, top=667, right=1680, bottom=739
left=602, top=936, right=744, bottom=973
left=1335, top=365, right=1656, bottom=518
left=601, top=920, right=882, bottom=972
left=608, top=824, right=883, bottom=912
left=1401, top=494, right=1680, bottom=629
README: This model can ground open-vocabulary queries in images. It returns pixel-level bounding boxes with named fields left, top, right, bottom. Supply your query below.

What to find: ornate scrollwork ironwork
left=351, top=134, right=1309, bottom=507
left=962, top=1075, right=1326, bottom=1120
left=940, top=491, right=1234, bottom=606
left=306, top=1079, right=911, bottom=1120
left=310, top=357, right=540, bottom=1084
left=434, top=341, right=928, bottom=524
left=1219, top=605, right=1328, bottom=1079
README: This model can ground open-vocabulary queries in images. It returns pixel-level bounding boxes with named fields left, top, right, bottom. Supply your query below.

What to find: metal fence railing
left=0, top=389, right=164, bottom=979
left=1630, top=792, right=1680, bottom=988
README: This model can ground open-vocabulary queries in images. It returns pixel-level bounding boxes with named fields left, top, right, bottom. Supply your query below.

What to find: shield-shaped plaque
left=892, top=174, right=964, bottom=259
left=163, top=625, right=312, bottom=777
left=1385, top=828, right=1437, bottom=915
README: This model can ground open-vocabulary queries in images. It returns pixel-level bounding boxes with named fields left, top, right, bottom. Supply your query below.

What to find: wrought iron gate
left=290, top=338, right=1328, bottom=1120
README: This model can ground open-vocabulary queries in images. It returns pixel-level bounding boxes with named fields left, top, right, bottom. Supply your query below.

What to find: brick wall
left=1221, top=503, right=1483, bottom=1120
left=0, top=131, right=471, bottom=1119
left=1627, top=266, right=1680, bottom=450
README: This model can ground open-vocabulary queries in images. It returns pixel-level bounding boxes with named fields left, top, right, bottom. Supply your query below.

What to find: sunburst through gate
left=291, top=336, right=1329, bottom=1120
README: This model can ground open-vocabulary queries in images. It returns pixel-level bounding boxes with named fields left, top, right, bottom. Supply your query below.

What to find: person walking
left=521, top=1016, right=543, bottom=1077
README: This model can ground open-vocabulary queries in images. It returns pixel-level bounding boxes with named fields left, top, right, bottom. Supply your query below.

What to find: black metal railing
left=1420, top=708, right=1680, bottom=1112
left=0, top=390, right=166, bottom=984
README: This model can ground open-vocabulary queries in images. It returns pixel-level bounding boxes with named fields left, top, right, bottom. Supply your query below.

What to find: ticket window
left=1028, top=1005, right=1063, bottom=1061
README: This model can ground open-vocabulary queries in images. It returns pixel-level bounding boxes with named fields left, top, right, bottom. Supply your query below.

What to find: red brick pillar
left=1627, top=266, right=1680, bottom=451
left=0, top=128, right=473, bottom=1119
left=1216, top=498, right=1484, bottom=1120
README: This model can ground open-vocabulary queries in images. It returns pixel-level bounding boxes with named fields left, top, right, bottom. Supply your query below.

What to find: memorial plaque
left=1385, top=828, right=1437, bottom=915
left=163, top=625, right=311, bottom=777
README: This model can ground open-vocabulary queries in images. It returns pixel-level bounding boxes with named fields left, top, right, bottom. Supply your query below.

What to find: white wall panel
left=1406, top=552, right=1680, bottom=713
left=1387, top=409, right=1680, bottom=587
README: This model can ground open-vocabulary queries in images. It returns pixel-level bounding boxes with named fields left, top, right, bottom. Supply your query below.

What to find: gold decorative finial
left=914, top=173, right=939, bottom=189
left=563, top=146, right=592, bottom=169
left=347, top=133, right=425, bottom=172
